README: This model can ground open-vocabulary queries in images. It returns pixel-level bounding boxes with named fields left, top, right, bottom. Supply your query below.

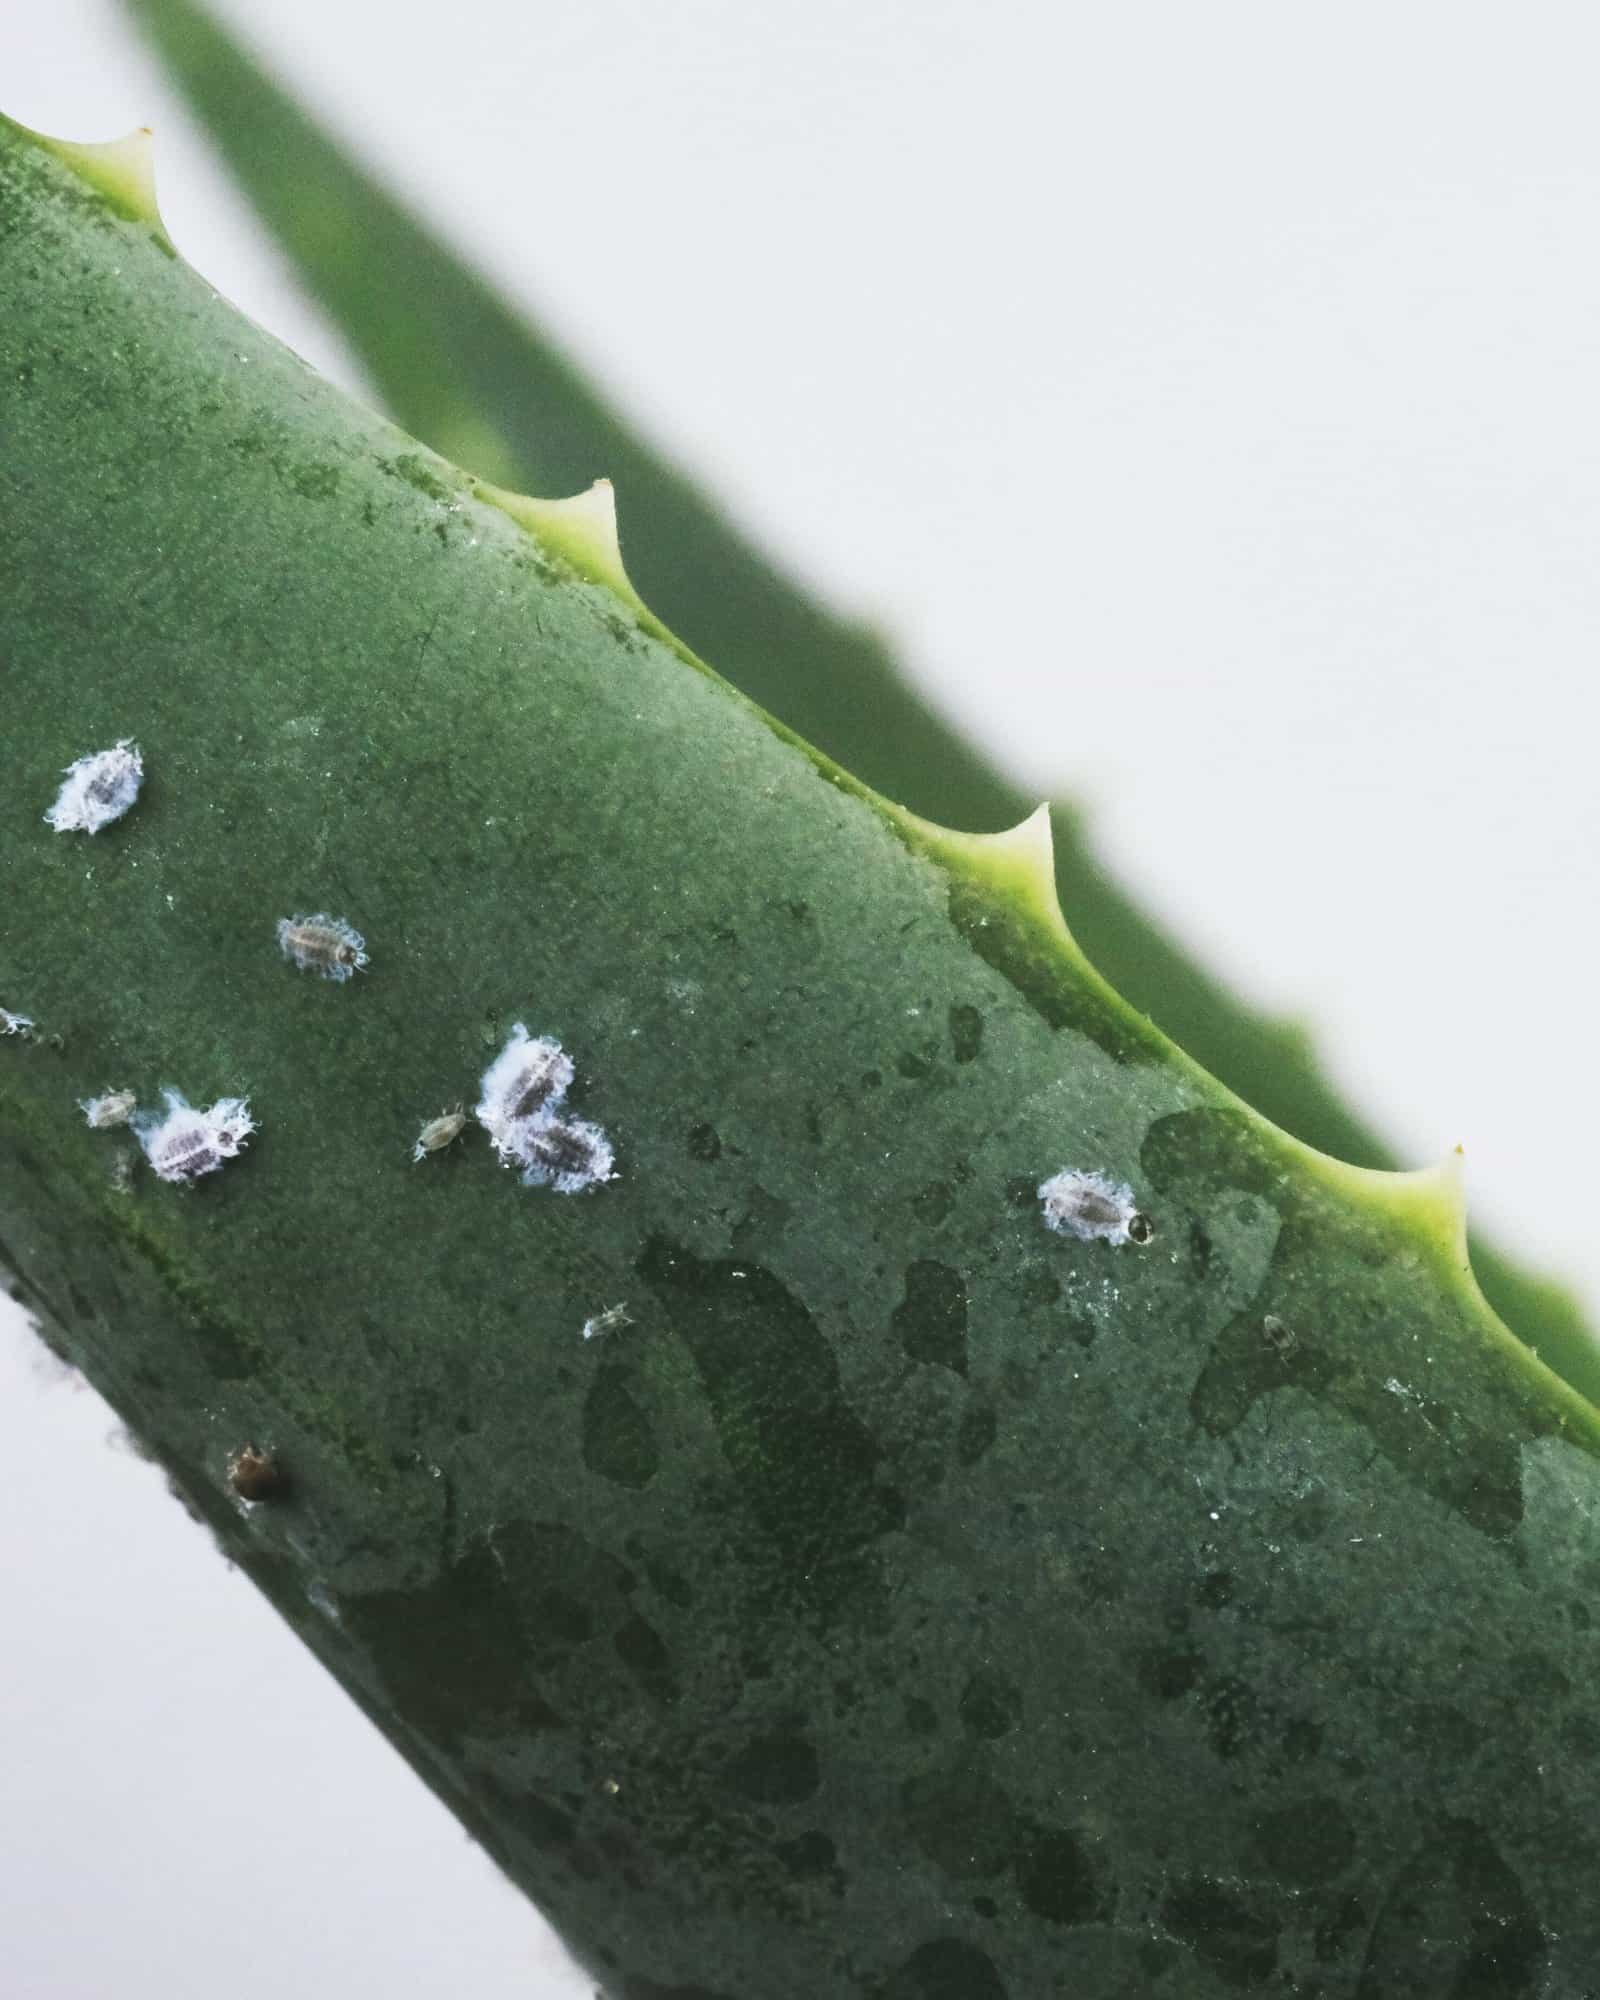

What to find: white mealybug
left=476, top=1025, right=614, bottom=1193
left=80, top=1089, right=137, bottom=1129
left=277, top=912, right=368, bottom=981
left=503, top=1110, right=616, bottom=1193
left=581, top=1302, right=632, bottom=1342
left=132, top=1089, right=256, bottom=1184
left=0, top=1008, right=35, bottom=1038
left=45, top=739, right=144, bottom=834
left=476, top=1023, right=575, bottom=1131
left=1037, top=1167, right=1153, bottom=1247
left=412, top=1106, right=468, bottom=1163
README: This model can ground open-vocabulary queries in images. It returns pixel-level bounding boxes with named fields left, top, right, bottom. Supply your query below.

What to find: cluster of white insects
left=406, top=1028, right=615, bottom=1196
left=76, top=1084, right=256, bottom=1185
left=474, top=1023, right=616, bottom=1193
left=32, top=743, right=615, bottom=1195
left=28, top=742, right=1154, bottom=1245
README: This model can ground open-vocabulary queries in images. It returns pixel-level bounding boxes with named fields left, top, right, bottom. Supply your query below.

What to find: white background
left=4, top=3, right=1600, bottom=1992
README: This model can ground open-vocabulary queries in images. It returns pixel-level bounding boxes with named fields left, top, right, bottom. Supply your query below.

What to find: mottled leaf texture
left=120, top=0, right=1599, bottom=1378
left=4, top=118, right=1600, bottom=2000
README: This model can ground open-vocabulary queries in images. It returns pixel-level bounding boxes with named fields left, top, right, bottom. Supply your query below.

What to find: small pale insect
left=227, top=1442, right=286, bottom=1503
left=132, top=1089, right=256, bottom=1184
left=276, top=912, right=368, bottom=981
left=80, top=1089, right=137, bottom=1130
left=582, top=1302, right=633, bottom=1341
left=1037, top=1167, right=1153, bottom=1247
left=412, top=1105, right=468, bottom=1163
left=476, top=1023, right=575, bottom=1131
left=45, top=738, right=144, bottom=834
left=0, top=1008, right=35, bottom=1038
left=501, top=1108, right=616, bottom=1194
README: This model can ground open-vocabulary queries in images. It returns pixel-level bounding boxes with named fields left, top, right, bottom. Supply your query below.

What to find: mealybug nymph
left=132, top=1089, right=255, bottom=1184
left=45, top=739, right=144, bottom=834
left=0, top=1008, right=35, bottom=1038
left=412, top=1106, right=468, bottom=1163
left=1037, top=1167, right=1152, bottom=1247
left=476, top=1023, right=575, bottom=1130
left=277, top=912, right=368, bottom=981
left=80, top=1089, right=137, bottom=1129
left=582, top=1302, right=632, bottom=1341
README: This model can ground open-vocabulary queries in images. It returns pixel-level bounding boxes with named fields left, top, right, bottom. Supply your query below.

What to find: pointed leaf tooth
left=904, top=802, right=1070, bottom=934
left=474, top=476, right=644, bottom=613
left=966, top=801, right=1061, bottom=906
left=119, top=0, right=1600, bottom=1377
left=1304, top=1141, right=1470, bottom=1269
left=31, top=123, right=173, bottom=246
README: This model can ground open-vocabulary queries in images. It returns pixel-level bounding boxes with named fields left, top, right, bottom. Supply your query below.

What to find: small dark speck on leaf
left=949, top=1004, right=983, bottom=1063
left=688, top=1122, right=722, bottom=1162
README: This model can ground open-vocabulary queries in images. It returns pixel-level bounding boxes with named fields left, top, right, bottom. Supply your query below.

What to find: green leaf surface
left=118, top=0, right=1599, bottom=1389
left=6, top=117, right=1600, bottom=1999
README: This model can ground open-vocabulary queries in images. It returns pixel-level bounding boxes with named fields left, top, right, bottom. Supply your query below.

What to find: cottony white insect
left=500, top=1109, right=616, bottom=1194
left=45, top=739, right=143, bottom=834
left=132, top=1089, right=256, bottom=1184
left=581, top=1303, right=632, bottom=1341
left=412, top=1105, right=468, bottom=1163
left=0, top=1008, right=35, bottom=1038
left=80, top=1089, right=137, bottom=1130
left=476, top=1024, right=614, bottom=1193
left=1037, top=1167, right=1153, bottom=1247
left=476, top=1023, right=574, bottom=1132
left=276, top=912, right=368, bottom=981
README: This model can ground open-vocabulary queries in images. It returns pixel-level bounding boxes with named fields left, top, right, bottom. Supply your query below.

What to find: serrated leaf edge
left=23, top=115, right=1593, bottom=1429
left=26, top=121, right=172, bottom=246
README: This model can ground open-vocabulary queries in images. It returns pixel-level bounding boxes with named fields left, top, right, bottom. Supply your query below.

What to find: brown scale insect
left=228, top=1442, right=286, bottom=1502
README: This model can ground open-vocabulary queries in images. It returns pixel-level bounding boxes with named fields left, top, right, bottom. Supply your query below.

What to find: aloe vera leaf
left=118, top=0, right=1598, bottom=1382
left=5, top=118, right=1600, bottom=1999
